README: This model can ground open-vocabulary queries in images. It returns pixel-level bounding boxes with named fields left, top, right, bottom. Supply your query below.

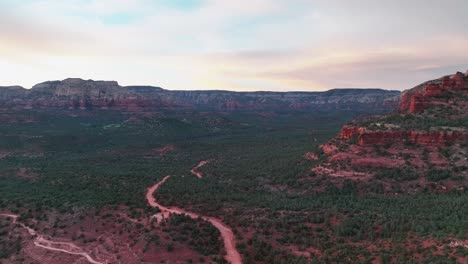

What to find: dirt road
left=0, top=214, right=103, bottom=264
left=190, top=160, right=210, bottom=178
left=146, top=176, right=242, bottom=264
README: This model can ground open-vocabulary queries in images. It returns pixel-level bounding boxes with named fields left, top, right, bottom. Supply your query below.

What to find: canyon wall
left=0, top=78, right=400, bottom=113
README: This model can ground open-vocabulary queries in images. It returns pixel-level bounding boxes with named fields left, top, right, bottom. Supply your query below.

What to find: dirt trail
left=0, top=214, right=103, bottom=264
left=34, top=237, right=103, bottom=264
left=0, top=213, right=19, bottom=222
left=147, top=176, right=242, bottom=264
left=190, top=160, right=210, bottom=178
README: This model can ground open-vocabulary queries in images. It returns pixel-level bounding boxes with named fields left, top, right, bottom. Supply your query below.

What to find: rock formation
left=308, top=71, right=468, bottom=194
left=337, top=127, right=467, bottom=147
left=0, top=78, right=400, bottom=113
left=400, top=71, right=468, bottom=113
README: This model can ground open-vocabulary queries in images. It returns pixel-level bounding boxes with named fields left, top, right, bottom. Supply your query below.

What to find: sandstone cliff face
left=339, top=125, right=365, bottom=140
left=308, top=71, right=468, bottom=194
left=0, top=78, right=400, bottom=113
left=31, top=78, right=124, bottom=98
left=338, top=126, right=468, bottom=147
left=400, top=71, right=468, bottom=113
left=25, top=79, right=163, bottom=111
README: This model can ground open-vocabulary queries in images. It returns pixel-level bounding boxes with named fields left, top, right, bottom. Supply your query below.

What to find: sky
left=0, top=0, right=467, bottom=91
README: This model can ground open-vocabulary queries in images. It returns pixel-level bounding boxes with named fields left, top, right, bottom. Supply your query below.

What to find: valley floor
left=0, top=108, right=466, bottom=263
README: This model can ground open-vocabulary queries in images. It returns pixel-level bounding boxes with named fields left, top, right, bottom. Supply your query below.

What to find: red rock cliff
left=358, top=129, right=468, bottom=146
left=339, top=125, right=365, bottom=139
left=400, top=71, right=468, bottom=113
left=339, top=126, right=467, bottom=147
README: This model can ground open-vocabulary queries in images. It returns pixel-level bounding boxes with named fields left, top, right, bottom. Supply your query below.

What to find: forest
left=0, top=108, right=466, bottom=263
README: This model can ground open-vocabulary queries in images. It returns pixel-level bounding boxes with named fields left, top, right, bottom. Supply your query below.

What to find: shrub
left=426, top=170, right=452, bottom=182
left=375, top=168, right=419, bottom=181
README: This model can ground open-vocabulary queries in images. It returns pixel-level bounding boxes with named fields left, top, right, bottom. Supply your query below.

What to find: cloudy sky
left=0, top=0, right=467, bottom=91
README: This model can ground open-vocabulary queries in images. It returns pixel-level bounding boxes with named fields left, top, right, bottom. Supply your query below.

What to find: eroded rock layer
left=307, top=71, right=468, bottom=194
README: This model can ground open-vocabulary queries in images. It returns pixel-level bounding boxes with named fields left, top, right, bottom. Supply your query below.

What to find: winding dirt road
left=0, top=214, right=103, bottom=264
left=146, top=176, right=242, bottom=264
left=33, top=237, right=103, bottom=264
left=190, top=160, right=210, bottom=179
left=0, top=160, right=240, bottom=264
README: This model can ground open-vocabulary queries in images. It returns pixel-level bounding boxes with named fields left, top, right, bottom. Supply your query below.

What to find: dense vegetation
left=0, top=109, right=349, bottom=209
left=0, top=108, right=466, bottom=263
left=165, top=214, right=224, bottom=259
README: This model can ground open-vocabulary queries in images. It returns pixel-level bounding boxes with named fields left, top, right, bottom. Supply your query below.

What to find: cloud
left=0, top=0, right=467, bottom=90
left=195, top=35, right=468, bottom=91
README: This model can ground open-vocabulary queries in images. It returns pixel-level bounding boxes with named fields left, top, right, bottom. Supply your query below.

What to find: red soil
left=147, top=144, right=176, bottom=157
left=190, top=160, right=210, bottom=179
left=321, top=144, right=338, bottom=155
left=146, top=176, right=242, bottom=264
left=303, top=152, right=319, bottom=160
left=0, top=214, right=104, bottom=264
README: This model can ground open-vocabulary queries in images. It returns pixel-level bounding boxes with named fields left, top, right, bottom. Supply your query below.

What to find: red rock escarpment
left=320, top=143, right=339, bottom=155
left=309, top=71, right=468, bottom=192
left=339, top=125, right=365, bottom=139
left=339, top=126, right=468, bottom=147
left=400, top=71, right=468, bottom=113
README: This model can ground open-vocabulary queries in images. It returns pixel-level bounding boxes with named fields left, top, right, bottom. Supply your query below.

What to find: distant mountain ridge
left=0, top=78, right=400, bottom=112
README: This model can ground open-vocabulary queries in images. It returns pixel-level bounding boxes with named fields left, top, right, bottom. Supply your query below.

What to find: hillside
left=307, top=71, right=468, bottom=194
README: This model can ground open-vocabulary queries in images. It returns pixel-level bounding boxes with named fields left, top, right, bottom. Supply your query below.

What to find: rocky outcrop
left=338, top=125, right=468, bottom=147
left=0, top=79, right=167, bottom=112
left=0, top=78, right=400, bottom=113
left=30, top=79, right=154, bottom=110
left=400, top=71, right=468, bottom=113
left=31, top=78, right=124, bottom=98
left=309, top=71, right=468, bottom=193
left=359, top=129, right=467, bottom=146
left=320, top=144, right=339, bottom=155
left=339, top=125, right=365, bottom=140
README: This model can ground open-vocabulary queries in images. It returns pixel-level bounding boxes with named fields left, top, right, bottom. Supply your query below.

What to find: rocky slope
left=306, top=71, right=468, bottom=194
left=400, top=71, right=468, bottom=113
left=0, top=78, right=400, bottom=112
